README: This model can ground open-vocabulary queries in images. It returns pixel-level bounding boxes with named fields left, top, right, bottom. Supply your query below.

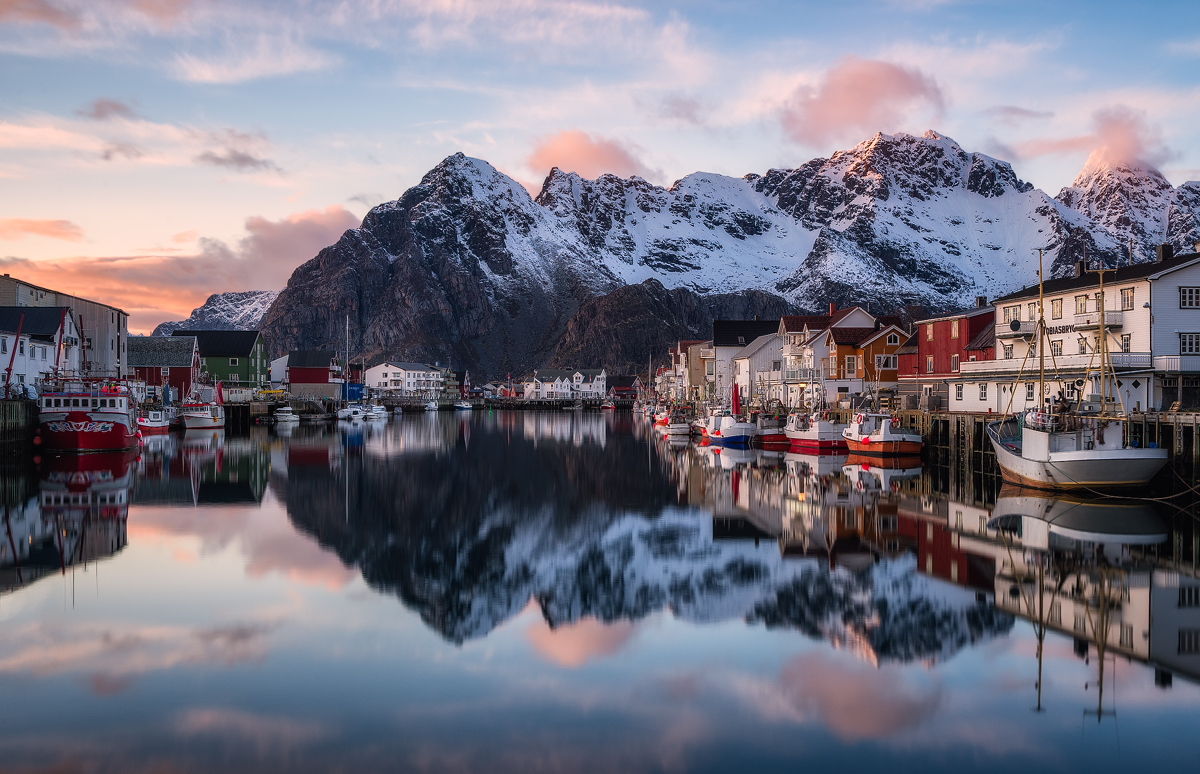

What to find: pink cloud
left=781, top=57, right=944, bottom=146
left=778, top=650, right=942, bottom=740
left=527, top=130, right=656, bottom=182
left=0, top=0, right=81, bottom=29
left=0, top=205, right=358, bottom=333
left=0, top=218, right=84, bottom=241
left=1009, top=105, right=1173, bottom=168
left=526, top=615, right=636, bottom=668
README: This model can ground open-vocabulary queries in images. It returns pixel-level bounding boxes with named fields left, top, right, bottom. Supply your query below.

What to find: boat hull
left=38, top=411, right=138, bottom=452
left=844, top=438, right=923, bottom=456
left=137, top=419, right=170, bottom=436
left=986, top=422, right=1168, bottom=490
left=182, top=414, right=224, bottom=430
left=787, top=437, right=848, bottom=453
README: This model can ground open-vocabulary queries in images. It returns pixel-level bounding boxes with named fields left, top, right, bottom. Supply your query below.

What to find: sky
left=1, top=0, right=1199, bottom=333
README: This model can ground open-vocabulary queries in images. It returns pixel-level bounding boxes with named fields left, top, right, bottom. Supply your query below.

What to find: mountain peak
left=152, top=290, right=278, bottom=337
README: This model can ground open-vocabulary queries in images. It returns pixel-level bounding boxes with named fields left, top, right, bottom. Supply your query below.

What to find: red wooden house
left=128, top=336, right=200, bottom=402
left=896, top=299, right=994, bottom=409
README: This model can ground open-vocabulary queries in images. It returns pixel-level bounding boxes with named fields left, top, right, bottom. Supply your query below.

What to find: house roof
left=829, top=327, right=878, bottom=346
left=965, top=325, right=996, bottom=352
left=128, top=335, right=196, bottom=368
left=894, top=332, right=920, bottom=355
left=379, top=362, right=436, bottom=372
left=609, top=375, right=641, bottom=389
left=859, top=324, right=907, bottom=348
left=0, top=307, right=73, bottom=340
left=173, top=329, right=261, bottom=357
left=534, top=368, right=604, bottom=381
left=914, top=305, right=994, bottom=325
left=780, top=314, right=830, bottom=333
left=732, top=333, right=780, bottom=359
left=712, top=319, right=780, bottom=347
left=993, top=251, right=1200, bottom=303
left=288, top=350, right=337, bottom=368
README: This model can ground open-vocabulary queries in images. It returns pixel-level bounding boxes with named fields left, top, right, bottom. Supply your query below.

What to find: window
left=887, top=333, right=899, bottom=345
left=951, top=319, right=960, bottom=339
left=875, top=354, right=897, bottom=370
left=1075, top=295, right=1088, bottom=314
left=1003, top=306, right=1019, bottom=323
left=772, top=360, right=781, bottom=371
left=1028, top=302, right=1037, bottom=320
left=926, top=324, right=934, bottom=341
left=229, top=358, right=238, bottom=366
left=1121, top=334, right=1131, bottom=353
left=950, top=354, right=959, bottom=372
left=1182, top=287, right=1200, bottom=308
left=1121, top=287, right=1134, bottom=310
left=18, top=340, right=23, bottom=355
left=926, top=355, right=934, bottom=373
left=1026, top=382, right=1035, bottom=401
left=706, top=362, right=714, bottom=376
left=1003, top=343, right=1013, bottom=359
left=200, top=358, right=206, bottom=368
left=979, top=383, right=987, bottom=400
left=1182, top=334, right=1200, bottom=355
left=955, top=384, right=963, bottom=400
left=845, top=355, right=856, bottom=374
left=1181, top=587, right=1200, bottom=607
left=1180, top=630, right=1200, bottom=655
left=1051, top=299, right=1062, bottom=319
left=1, top=338, right=5, bottom=355
left=1051, top=340, right=1062, bottom=356
left=1079, top=337, right=1088, bottom=355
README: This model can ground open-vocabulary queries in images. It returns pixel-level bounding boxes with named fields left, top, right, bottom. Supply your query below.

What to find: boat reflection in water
left=1, top=452, right=133, bottom=596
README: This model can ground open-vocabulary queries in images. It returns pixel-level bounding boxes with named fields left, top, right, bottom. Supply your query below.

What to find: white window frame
left=1181, top=288, right=1200, bottom=308
left=955, top=384, right=963, bottom=401
left=1182, top=333, right=1200, bottom=355
left=1120, top=287, right=1134, bottom=311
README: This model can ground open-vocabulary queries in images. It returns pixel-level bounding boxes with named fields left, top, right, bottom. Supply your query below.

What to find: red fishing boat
left=36, top=380, right=139, bottom=452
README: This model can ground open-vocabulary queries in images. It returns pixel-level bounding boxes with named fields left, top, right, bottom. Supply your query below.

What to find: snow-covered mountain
left=153, top=290, right=279, bottom=337
left=259, top=131, right=1200, bottom=377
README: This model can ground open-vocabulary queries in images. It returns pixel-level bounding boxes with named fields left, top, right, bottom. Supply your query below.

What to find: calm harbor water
left=2, top=411, right=1199, bottom=773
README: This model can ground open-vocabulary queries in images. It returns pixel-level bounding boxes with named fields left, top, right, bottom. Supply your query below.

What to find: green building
left=172, top=330, right=268, bottom=387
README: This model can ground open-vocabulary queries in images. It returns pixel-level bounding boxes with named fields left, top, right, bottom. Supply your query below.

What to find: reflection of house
left=128, top=335, right=200, bottom=402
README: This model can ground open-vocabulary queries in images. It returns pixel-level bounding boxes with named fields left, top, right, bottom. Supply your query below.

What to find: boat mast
left=1038, top=248, right=1045, bottom=412
left=1086, top=260, right=1116, bottom=415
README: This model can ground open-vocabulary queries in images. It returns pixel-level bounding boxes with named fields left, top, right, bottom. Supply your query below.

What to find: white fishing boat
left=337, top=403, right=365, bottom=420
left=274, top=406, right=300, bottom=423
left=454, top=400, right=473, bottom=411
left=364, top=405, right=388, bottom=421
left=180, top=402, right=224, bottom=430
left=664, top=409, right=690, bottom=436
left=137, top=409, right=170, bottom=436
left=986, top=250, right=1168, bottom=490
left=424, top=400, right=439, bottom=411
left=714, top=415, right=757, bottom=446
left=784, top=411, right=848, bottom=453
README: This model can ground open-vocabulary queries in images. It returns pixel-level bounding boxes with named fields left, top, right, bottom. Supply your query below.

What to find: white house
left=732, top=333, right=785, bottom=405
left=523, top=369, right=606, bottom=400
left=0, top=306, right=82, bottom=392
left=364, top=362, right=444, bottom=396
left=950, top=245, right=1200, bottom=413
left=710, top=320, right=782, bottom=405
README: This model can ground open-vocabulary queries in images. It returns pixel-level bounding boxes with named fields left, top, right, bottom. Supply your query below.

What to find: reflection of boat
left=990, top=485, right=1168, bottom=547
left=274, top=406, right=300, bottom=423
left=180, top=402, right=225, bottom=430
left=842, top=413, right=922, bottom=455
left=36, top=381, right=139, bottom=451
left=713, top=446, right=757, bottom=469
left=137, top=408, right=171, bottom=435
left=842, top=455, right=922, bottom=492
left=987, top=413, right=1167, bottom=490
left=785, top=411, right=848, bottom=452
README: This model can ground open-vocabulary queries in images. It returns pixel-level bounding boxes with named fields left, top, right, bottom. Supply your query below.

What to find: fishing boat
left=713, top=387, right=756, bottom=446
left=754, top=412, right=787, bottom=446
left=841, top=413, right=923, bottom=455
left=137, top=408, right=171, bottom=436
left=337, top=403, right=365, bottom=420
left=454, top=400, right=473, bottom=411
left=653, top=407, right=669, bottom=425
left=424, top=400, right=439, bottom=411
left=365, top=404, right=389, bottom=420
left=664, top=409, right=691, bottom=436
left=36, top=380, right=138, bottom=451
left=180, top=402, right=225, bottom=430
left=274, top=406, right=300, bottom=423
left=985, top=250, right=1168, bottom=490
left=784, top=411, right=848, bottom=453
left=600, top=400, right=615, bottom=411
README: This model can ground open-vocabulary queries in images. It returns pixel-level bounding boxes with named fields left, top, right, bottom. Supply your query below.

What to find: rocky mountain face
left=548, top=279, right=797, bottom=375
left=152, top=290, right=278, bottom=336
left=259, top=131, right=1200, bottom=378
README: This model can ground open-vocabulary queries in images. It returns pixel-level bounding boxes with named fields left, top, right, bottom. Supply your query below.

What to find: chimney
left=1194, top=241, right=1200, bottom=254
left=975, top=295, right=987, bottom=308
left=753, top=315, right=758, bottom=321
left=1157, top=244, right=1174, bottom=263
left=1074, top=261, right=1084, bottom=278
left=829, top=302, right=837, bottom=315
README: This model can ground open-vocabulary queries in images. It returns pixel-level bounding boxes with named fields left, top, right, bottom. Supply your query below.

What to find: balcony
left=1073, top=310, right=1123, bottom=330
left=698, top=348, right=715, bottom=359
left=1153, top=355, right=1200, bottom=372
left=783, top=368, right=823, bottom=383
left=957, top=352, right=1151, bottom=376
left=996, top=321, right=1036, bottom=338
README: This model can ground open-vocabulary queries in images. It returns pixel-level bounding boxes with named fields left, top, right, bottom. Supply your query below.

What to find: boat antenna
left=1038, top=248, right=1045, bottom=413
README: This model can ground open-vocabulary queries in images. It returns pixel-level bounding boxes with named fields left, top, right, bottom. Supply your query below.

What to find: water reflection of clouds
left=527, top=614, right=638, bottom=668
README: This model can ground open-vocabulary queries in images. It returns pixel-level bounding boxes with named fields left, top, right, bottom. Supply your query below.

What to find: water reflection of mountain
left=1, top=453, right=133, bottom=596
left=266, top=414, right=1014, bottom=664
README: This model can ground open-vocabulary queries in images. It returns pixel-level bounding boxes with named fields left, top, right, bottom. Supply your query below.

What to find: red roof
left=829, top=327, right=878, bottom=345
left=780, top=315, right=830, bottom=332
